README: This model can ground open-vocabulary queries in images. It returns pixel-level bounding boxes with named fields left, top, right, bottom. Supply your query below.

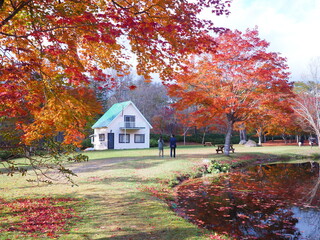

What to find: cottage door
left=108, top=133, right=114, bottom=149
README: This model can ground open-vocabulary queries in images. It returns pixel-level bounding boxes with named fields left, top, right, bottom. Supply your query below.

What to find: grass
left=0, top=144, right=319, bottom=239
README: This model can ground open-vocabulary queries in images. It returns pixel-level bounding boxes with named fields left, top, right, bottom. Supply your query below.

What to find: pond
left=175, top=161, right=320, bottom=240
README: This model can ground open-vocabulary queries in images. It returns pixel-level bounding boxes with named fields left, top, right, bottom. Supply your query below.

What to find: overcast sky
left=203, top=0, right=320, bottom=82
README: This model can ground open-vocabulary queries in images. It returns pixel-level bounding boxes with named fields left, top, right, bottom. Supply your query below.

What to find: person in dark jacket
left=169, top=134, right=177, bottom=158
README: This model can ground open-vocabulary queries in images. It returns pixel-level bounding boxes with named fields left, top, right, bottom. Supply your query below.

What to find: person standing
left=169, top=134, right=177, bottom=158
left=158, top=136, right=165, bottom=157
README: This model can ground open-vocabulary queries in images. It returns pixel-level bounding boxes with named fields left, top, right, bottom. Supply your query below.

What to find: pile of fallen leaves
left=0, top=197, right=81, bottom=238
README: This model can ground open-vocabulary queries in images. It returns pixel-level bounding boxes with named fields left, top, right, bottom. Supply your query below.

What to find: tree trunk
left=202, top=131, right=206, bottom=145
left=224, top=119, right=234, bottom=156
left=282, top=134, right=287, bottom=144
left=315, top=131, right=320, bottom=148
left=183, top=127, right=190, bottom=145
left=239, top=123, right=247, bottom=142
left=257, top=127, right=263, bottom=146
left=258, top=135, right=262, bottom=146
left=239, top=129, right=247, bottom=142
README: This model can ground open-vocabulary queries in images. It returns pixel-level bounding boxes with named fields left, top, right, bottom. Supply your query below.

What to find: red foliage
left=167, top=29, right=294, bottom=154
left=0, top=197, right=81, bottom=238
left=0, top=0, right=231, bottom=148
left=128, top=85, right=137, bottom=90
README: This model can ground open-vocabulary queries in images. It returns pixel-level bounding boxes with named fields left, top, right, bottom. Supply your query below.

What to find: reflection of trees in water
left=303, top=161, right=320, bottom=205
left=175, top=162, right=320, bottom=239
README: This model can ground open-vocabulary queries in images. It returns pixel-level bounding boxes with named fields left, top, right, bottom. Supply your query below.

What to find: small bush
left=150, top=139, right=158, bottom=147
left=0, top=150, right=14, bottom=160
left=207, top=160, right=230, bottom=174
left=310, top=153, right=320, bottom=159
left=81, top=138, right=93, bottom=149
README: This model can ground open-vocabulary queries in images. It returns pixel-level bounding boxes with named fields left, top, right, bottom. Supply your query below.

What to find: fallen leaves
left=0, top=197, right=81, bottom=238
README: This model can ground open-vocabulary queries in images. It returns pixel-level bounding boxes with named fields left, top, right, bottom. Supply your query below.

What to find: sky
left=202, top=0, right=320, bottom=82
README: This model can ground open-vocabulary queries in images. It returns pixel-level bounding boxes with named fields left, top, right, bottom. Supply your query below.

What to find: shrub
left=81, top=138, right=93, bottom=149
left=150, top=138, right=158, bottom=147
left=207, top=160, right=230, bottom=174
left=0, top=150, right=12, bottom=160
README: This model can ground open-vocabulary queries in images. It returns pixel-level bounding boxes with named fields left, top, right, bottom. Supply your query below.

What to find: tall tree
left=100, top=72, right=170, bottom=121
left=151, top=107, right=176, bottom=135
left=266, top=112, right=301, bottom=144
left=294, top=58, right=320, bottom=146
left=0, top=0, right=231, bottom=181
left=118, top=77, right=170, bottom=122
left=168, top=29, right=294, bottom=155
left=245, top=108, right=296, bottom=146
left=176, top=107, right=197, bottom=145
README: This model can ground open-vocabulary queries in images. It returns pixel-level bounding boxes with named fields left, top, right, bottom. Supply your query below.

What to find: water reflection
left=175, top=162, right=320, bottom=239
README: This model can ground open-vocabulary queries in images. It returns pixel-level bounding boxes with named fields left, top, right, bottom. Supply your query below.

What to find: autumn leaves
left=167, top=29, right=294, bottom=154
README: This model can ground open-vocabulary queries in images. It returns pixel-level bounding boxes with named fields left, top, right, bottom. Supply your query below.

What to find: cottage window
left=124, top=115, right=135, bottom=128
left=134, top=134, right=145, bottom=143
left=119, top=134, right=130, bottom=143
left=99, top=134, right=105, bottom=141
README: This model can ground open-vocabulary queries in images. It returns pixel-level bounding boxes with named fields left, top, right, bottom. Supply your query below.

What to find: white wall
left=92, top=104, right=151, bottom=150
left=92, top=128, right=109, bottom=150
left=111, top=104, right=150, bottom=149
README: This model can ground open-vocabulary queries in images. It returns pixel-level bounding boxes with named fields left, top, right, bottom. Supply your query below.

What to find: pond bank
left=167, top=156, right=320, bottom=240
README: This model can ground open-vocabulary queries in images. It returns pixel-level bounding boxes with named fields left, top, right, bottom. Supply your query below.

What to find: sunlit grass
left=0, top=144, right=319, bottom=239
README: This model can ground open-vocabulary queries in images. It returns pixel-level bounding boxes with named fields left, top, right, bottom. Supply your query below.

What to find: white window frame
left=134, top=134, right=145, bottom=143
left=119, top=134, right=130, bottom=143
left=99, top=134, right=105, bottom=141
left=124, top=115, right=135, bottom=128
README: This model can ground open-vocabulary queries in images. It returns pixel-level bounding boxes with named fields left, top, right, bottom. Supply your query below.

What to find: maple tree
left=167, top=29, right=294, bottom=155
left=176, top=107, right=197, bottom=145
left=151, top=106, right=178, bottom=135
left=244, top=107, right=297, bottom=145
left=265, top=112, right=301, bottom=143
left=0, top=0, right=231, bottom=180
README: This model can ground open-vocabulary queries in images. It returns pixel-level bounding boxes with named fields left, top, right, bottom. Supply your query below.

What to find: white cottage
left=91, top=101, right=152, bottom=150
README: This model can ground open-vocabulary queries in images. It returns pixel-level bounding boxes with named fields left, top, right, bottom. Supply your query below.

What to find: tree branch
left=0, top=0, right=33, bottom=29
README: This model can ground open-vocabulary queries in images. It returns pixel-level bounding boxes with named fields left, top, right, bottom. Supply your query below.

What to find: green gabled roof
left=92, top=101, right=131, bottom=129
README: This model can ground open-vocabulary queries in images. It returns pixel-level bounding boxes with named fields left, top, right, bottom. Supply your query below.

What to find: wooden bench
left=204, top=142, right=213, bottom=146
left=216, top=144, right=235, bottom=154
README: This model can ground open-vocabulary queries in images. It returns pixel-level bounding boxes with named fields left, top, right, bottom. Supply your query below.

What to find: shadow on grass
left=96, top=228, right=206, bottom=240
left=72, top=157, right=171, bottom=174
left=83, top=175, right=158, bottom=186
left=72, top=190, right=208, bottom=240
left=67, top=228, right=207, bottom=240
left=72, top=152, right=223, bottom=174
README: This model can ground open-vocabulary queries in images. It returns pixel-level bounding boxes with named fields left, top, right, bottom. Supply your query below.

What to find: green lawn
left=0, top=144, right=319, bottom=239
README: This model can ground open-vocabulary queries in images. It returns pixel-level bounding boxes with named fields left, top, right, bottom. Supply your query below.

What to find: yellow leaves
left=0, top=0, right=233, bottom=148
left=22, top=86, right=101, bottom=146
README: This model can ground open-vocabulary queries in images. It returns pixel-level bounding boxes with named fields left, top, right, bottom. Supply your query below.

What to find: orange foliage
left=167, top=29, right=294, bottom=153
left=0, top=0, right=230, bottom=146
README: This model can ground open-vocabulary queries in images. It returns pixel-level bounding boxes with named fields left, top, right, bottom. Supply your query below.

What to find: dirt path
left=71, top=157, right=140, bottom=173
